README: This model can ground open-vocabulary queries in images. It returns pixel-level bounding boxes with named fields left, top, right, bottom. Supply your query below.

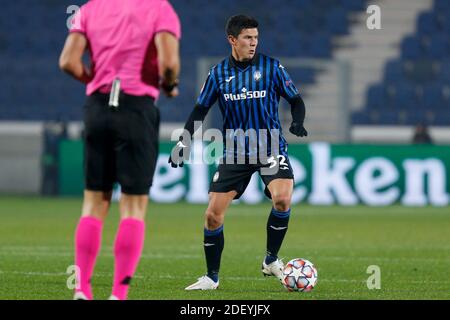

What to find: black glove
left=289, top=122, right=308, bottom=137
left=168, top=141, right=188, bottom=168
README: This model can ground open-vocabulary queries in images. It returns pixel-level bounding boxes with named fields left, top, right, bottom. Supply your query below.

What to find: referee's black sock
left=265, top=208, right=290, bottom=264
left=204, top=225, right=224, bottom=283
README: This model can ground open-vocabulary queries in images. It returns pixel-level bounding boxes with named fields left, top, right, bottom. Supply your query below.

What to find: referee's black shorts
left=83, top=92, right=160, bottom=195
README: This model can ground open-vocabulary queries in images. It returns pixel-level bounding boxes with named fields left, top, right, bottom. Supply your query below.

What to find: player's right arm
left=168, top=69, right=219, bottom=168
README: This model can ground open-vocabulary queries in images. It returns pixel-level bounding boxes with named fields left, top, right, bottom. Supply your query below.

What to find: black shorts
left=83, top=92, right=160, bottom=195
left=209, top=155, right=294, bottom=199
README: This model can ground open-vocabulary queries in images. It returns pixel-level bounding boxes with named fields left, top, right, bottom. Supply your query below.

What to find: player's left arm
left=275, top=63, right=308, bottom=137
left=59, top=32, right=92, bottom=84
left=288, top=95, right=308, bottom=137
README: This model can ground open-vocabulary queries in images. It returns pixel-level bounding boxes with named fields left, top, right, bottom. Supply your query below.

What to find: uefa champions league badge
left=253, top=70, right=262, bottom=81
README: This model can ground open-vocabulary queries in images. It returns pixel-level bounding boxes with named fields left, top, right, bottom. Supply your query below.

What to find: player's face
left=229, top=28, right=258, bottom=61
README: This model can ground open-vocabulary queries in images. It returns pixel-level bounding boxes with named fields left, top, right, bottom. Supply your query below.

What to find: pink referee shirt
left=69, top=0, right=181, bottom=100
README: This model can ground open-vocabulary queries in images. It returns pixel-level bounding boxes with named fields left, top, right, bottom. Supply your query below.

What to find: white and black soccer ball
left=282, top=258, right=318, bottom=292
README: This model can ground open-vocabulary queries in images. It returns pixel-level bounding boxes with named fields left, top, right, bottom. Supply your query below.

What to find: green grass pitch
left=0, top=196, right=449, bottom=300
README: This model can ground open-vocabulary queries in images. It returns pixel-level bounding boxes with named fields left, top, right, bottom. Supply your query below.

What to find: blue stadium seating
left=417, top=12, right=439, bottom=35
left=0, top=0, right=367, bottom=122
left=439, top=59, right=450, bottom=83
left=401, top=36, right=422, bottom=60
left=435, top=0, right=450, bottom=11
left=325, top=8, right=349, bottom=35
left=356, top=0, right=450, bottom=126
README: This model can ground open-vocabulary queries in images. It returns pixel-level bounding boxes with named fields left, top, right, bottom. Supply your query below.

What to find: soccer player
left=59, top=0, right=181, bottom=300
left=169, top=15, right=307, bottom=290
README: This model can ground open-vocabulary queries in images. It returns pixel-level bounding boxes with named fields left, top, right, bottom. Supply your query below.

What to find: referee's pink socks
left=112, top=218, right=145, bottom=300
left=74, top=216, right=103, bottom=300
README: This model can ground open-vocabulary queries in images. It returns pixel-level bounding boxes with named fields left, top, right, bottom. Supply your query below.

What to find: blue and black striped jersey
left=197, top=53, right=300, bottom=159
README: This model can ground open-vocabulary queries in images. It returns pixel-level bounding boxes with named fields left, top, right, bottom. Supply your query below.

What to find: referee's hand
left=163, top=86, right=179, bottom=98
left=289, top=122, right=308, bottom=137
left=168, top=141, right=187, bottom=168
left=161, top=80, right=179, bottom=98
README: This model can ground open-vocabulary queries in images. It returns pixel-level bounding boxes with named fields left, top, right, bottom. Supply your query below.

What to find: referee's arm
left=59, top=33, right=92, bottom=84
left=155, top=32, right=180, bottom=97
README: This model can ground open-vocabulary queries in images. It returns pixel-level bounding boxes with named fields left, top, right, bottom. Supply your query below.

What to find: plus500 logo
left=224, top=90, right=267, bottom=101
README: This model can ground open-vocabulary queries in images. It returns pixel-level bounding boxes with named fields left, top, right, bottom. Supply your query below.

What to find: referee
left=59, top=0, right=181, bottom=300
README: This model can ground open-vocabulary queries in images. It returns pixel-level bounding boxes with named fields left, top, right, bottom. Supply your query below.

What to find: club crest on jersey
left=253, top=70, right=262, bottom=81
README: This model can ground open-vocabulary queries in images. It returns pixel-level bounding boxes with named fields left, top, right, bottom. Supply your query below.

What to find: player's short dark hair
left=226, top=15, right=259, bottom=38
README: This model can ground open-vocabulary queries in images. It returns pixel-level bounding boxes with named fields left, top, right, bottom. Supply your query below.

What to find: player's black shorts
left=83, top=92, right=160, bottom=195
left=209, top=155, right=294, bottom=199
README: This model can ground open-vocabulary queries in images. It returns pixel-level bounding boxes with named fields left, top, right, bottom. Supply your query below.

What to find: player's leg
left=81, top=190, right=112, bottom=221
left=74, top=191, right=112, bottom=300
left=185, top=163, right=255, bottom=290
left=75, top=94, right=114, bottom=300
left=260, top=154, right=295, bottom=280
left=204, top=191, right=237, bottom=280
left=260, top=178, right=293, bottom=280
left=111, top=194, right=148, bottom=300
left=111, top=95, right=159, bottom=300
left=185, top=190, right=237, bottom=290
left=266, top=178, right=293, bottom=261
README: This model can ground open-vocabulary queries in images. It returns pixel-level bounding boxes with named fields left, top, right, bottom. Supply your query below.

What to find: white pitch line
left=1, top=250, right=449, bottom=263
left=0, top=270, right=144, bottom=279
left=1, top=270, right=449, bottom=285
left=5, top=244, right=450, bottom=251
left=0, top=251, right=201, bottom=259
left=0, top=245, right=203, bottom=252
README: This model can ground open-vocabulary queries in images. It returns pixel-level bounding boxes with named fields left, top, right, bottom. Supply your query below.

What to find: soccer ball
left=282, top=258, right=318, bottom=292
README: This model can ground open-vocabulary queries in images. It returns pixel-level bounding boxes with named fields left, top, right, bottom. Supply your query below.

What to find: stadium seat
left=423, top=34, right=449, bottom=59
left=387, top=83, right=419, bottom=109
left=354, top=3, right=450, bottom=126
left=441, top=16, right=450, bottom=33
left=366, top=84, right=385, bottom=109
left=351, top=111, right=370, bottom=124
left=309, top=33, right=332, bottom=58
left=401, top=36, right=422, bottom=60
left=438, top=60, right=450, bottom=83
left=435, top=0, right=450, bottom=12
left=403, top=60, right=438, bottom=83
left=421, top=83, right=444, bottom=109
left=368, top=108, right=398, bottom=125
left=339, top=0, right=367, bottom=11
left=417, top=12, right=439, bottom=35
left=384, top=60, right=404, bottom=82
left=325, top=8, right=349, bottom=35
